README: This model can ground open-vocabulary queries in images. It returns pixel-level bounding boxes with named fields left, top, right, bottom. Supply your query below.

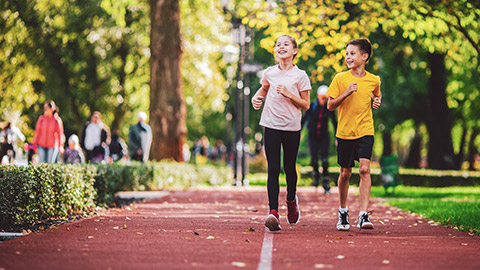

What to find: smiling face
left=275, top=35, right=298, bottom=61
left=345, top=44, right=369, bottom=69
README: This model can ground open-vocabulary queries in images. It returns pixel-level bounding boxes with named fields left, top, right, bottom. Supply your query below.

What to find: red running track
left=0, top=186, right=479, bottom=270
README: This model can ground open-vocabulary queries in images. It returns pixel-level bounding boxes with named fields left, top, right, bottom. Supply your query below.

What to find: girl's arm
left=277, top=85, right=310, bottom=110
left=251, top=83, right=269, bottom=110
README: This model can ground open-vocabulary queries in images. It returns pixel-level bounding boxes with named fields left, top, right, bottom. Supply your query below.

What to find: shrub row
left=299, top=166, right=480, bottom=187
left=0, top=164, right=97, bottom=226
left=0, top=162, right=232, bottom=228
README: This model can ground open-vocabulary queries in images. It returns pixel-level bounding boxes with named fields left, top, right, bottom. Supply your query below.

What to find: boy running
left=326, top=38, right=382, bottom=230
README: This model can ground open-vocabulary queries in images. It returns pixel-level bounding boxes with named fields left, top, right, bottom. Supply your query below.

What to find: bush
left=94, top=162, right=155, bottom=206
left=0, top=161, right=233, bottom=228
left=0, top=164, right=96, bottom=226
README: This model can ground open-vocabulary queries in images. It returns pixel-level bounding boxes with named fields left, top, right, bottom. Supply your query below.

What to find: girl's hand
left=276, top=84, right=292, bottom=99
left=372, top=96, right=381, bottom=109
left=251, top=95, right=265, bottom=110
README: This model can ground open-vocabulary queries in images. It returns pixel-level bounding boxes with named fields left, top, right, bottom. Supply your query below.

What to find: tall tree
left=149, top=0, right=186, bottom=161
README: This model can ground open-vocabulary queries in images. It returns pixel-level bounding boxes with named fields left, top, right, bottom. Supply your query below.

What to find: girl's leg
left=264, top=128, right=282, bottom=211
left=282, top=130, right=301, bottom=201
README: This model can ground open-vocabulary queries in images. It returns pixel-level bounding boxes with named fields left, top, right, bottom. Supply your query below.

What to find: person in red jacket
left=32, top=100, right=65, bottom=163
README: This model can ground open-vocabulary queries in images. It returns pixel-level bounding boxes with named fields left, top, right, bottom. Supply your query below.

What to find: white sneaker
left=357, top=212, right=374, bottom=230
left=336, top=210, right=350, bottom=231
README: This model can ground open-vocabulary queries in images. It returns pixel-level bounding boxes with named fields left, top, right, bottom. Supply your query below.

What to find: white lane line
left=257, top=230, right=273, bottom=270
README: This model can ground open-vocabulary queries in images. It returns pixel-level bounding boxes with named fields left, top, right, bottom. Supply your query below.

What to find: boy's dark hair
left=346, top=38, right=372, bottom=61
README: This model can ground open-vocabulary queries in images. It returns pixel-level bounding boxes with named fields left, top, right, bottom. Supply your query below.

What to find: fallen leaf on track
left=245, top=227, right=255, bottom=232
left=314, top=264, right=333, bottom=269
left=232, top=262, right=246, bottom=267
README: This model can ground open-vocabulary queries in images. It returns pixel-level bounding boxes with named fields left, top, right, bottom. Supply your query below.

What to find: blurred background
left=1, top=0, right=479, bottom=173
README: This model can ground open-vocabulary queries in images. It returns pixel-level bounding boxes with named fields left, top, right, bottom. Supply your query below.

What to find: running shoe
left=286, top=195, right=301, bottom=225
left=265, top=209, right=282, bottom=231
left=357, top=212, right=374, bottom=230
left=336, top=210, right=350, bottom=231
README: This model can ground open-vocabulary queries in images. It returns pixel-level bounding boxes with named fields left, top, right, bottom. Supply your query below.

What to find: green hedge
left=0, top=162, right=232, bottom=228
left=299, top=166, right=480, bottom=187
left=0, top=164, right=97, bottom=226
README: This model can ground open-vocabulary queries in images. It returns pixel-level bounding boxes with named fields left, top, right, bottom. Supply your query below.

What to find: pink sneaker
left=286, top=195, right=301, bottom=225
left=265, top=209, right=282, bottom=231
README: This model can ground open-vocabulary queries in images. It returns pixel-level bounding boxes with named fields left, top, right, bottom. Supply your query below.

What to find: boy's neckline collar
left=349, top=69, right=367, bottom=78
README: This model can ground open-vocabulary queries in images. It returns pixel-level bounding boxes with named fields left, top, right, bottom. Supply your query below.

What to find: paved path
left=0, top=186, right=479, bottom=269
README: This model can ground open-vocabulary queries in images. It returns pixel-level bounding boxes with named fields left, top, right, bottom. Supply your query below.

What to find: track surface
left=1, top=186, right=479, bottom=269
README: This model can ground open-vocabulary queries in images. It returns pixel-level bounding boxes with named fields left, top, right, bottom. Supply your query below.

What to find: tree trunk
left=404, top=126, right=422, bottom=168
left=382, top=130, right=392, bottom=156
left=426, top=53, right=455, bottom=169
left=149, top=0, right=186, bottom=161
left=467, top=128, right=479, bottom=171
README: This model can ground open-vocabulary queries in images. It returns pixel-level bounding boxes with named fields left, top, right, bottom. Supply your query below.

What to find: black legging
left=264, top=127, right=301, bottom=211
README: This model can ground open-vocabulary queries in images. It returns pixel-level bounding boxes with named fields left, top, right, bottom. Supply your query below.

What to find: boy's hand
left=345, top=82, right=357, bottom=97
left=251, top=95, right=265, bottom=110
left=276, top=84, right=292, bottom=99
left=372, top=97, right=381, bottom=109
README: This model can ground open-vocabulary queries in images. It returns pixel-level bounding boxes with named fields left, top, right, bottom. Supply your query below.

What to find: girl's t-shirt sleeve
left=298, top=71, right=312, bottom=91
left=260, top=68, right=270, bottom=87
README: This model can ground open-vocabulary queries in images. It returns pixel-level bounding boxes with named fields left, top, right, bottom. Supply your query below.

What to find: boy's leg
left=358, top=158, right=371, bottom=212
left=338, top=167, right=352, bottom=208
left=356, top=136, right=374, bottom=229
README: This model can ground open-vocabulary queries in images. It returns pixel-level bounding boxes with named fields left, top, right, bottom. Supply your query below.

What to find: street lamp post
left=222, top=1, right=262, bottom=186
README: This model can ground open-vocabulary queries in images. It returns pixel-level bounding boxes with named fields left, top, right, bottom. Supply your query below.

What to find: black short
left=337, top=135, right=374, bottom=168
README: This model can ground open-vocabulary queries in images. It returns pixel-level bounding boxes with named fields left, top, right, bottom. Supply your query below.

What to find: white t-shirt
left=84, top=123, right=101, bottom=150
left=259, top=65, right=311, bottom=131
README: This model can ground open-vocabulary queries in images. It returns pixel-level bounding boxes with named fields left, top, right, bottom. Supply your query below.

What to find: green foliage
left=0, top=164, right=97, bottom=226
left=373, top=185, right=480, bottom=235
left=0, top=161, right=233, bottom=227
left=94, top=162, right=155, bottom=206
left=373, top=186, right=480, bottom=234
left=371, top=185, right=480, bottom=200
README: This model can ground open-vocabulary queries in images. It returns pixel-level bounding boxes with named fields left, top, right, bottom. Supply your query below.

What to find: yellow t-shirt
left=327, top=70, right=381, bottom=140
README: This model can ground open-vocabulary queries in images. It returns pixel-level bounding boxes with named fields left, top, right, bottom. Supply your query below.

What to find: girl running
left=251, top=35, right=311, bottom=231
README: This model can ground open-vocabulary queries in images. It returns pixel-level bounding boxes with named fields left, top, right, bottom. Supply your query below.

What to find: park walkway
left=0, top=186, right=479, bottom=269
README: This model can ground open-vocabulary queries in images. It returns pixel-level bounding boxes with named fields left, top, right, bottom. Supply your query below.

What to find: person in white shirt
left=80, top=111, right=110, bottom=164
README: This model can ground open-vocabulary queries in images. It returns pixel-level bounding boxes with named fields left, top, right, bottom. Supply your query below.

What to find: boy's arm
left=372, top=92, right=382, bottom=110
left=251, top=83, right=269, bottom=110
left=327, top=82, right=357, bottom=111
